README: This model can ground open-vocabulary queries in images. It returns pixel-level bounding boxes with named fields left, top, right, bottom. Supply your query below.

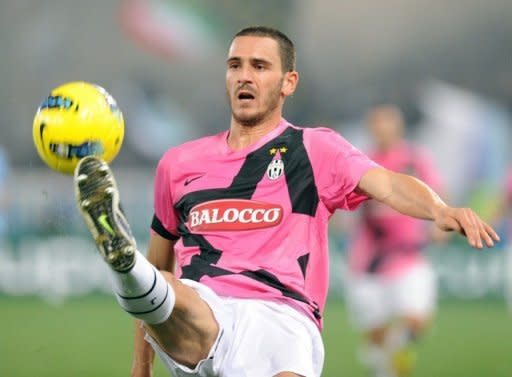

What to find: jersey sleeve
left=151, top=154, right=180, bottom=240
left=311, top=128, right=379, bottom=212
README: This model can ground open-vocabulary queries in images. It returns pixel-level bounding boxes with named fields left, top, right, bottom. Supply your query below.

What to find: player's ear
left=282, top=71, right=299, bottom=97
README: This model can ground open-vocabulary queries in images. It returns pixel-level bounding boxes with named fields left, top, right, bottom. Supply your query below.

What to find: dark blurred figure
left=344, top=105, right=444, bottom=377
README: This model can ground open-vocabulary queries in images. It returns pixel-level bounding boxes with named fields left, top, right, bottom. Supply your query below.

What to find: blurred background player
left=505, top=167, right=512, bottom=312
left=344, top=105, right=445, bottom=377
left=495, top=166, right=512, bottom=311
left=505, top=168, right=512, bottom=239
left=494, top=166, right=512, bottom=243
left=0, top=145, right=10, bottom=241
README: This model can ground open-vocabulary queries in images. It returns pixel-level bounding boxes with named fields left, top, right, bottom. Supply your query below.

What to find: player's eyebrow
left=251, top=57, right=272, bottom=67
left=227, top=56, right=273, bottom=67
left=226, top=56, right=240, bottom=65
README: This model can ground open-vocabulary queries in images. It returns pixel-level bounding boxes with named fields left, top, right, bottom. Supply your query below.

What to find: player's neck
left=377, top=139, right=403, bottom=153
left=227, top=113, right=283, bottom=150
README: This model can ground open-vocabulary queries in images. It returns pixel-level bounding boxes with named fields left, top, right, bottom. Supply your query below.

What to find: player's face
left=226, top=36, right=296, bottom=127
left=368, top=108, right=404, bottom=150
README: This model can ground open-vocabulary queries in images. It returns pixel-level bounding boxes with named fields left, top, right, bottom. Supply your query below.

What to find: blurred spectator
left=343, top=105, right=444, bottom=377
left=0, top=145, right=10, bottom=239
left=504, top=168, right=512, bottom=241
left=493, top=166, right=512, bottom=244
left=503, top=167, right=512, bottom=312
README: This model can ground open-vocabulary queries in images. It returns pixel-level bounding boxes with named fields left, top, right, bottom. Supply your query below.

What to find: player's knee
left=366, top=326, right=389, bottom=345
left=169, top=279, right=216, bottom=321
left=158, top=270, right=190, bottom=312
left=402, top=315, right=431, bottom=336
left=159, top=270, right=175, bottom=283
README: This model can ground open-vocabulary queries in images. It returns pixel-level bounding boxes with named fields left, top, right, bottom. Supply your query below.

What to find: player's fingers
left=470, top=211, right=500, bottom=248
left=483, top=222, right=500, bottom=242
left=477, top=219, right=494, bottom=248
left=480, top=220, right=500, bottom=247
left=466, top=210, right=483, bottom=248
left=468, top=210, right=496, bottom=249
left=461, top=209, right=481, bottom=248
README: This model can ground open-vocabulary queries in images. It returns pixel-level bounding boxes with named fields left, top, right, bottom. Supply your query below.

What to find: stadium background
left=1, top=1, right=512, bottom=376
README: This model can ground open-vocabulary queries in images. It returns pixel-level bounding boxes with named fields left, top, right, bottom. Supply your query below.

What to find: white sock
left=385, top=324, right=410, bottom=351
left=109, top=250, right=175, bottom=324
left=360, top=343, right=396, bottom=377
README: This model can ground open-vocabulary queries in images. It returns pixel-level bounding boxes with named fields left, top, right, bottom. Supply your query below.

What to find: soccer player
left=496, top=166, right=512, bottom=311
left=498, top=167, right=512, bottom=242
left=505, top=168, right=512, bottom=240
left=0, top=145, right=9, bottom=240
left=73, top=26, right=498, bottom=377
left=344, top=105, right=445, bottom=377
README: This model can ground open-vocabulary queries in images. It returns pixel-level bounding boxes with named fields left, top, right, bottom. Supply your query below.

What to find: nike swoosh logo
left=184, top=175, right=204, bottom=186
left=98, top=214, right=115, bottom=236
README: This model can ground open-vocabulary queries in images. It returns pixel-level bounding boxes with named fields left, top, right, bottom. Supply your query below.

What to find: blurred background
left=1, top=0, right=512, bottom=376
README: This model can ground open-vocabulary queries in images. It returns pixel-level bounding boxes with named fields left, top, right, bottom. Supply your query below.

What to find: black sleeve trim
left=151, top=214, right=179, bottom=240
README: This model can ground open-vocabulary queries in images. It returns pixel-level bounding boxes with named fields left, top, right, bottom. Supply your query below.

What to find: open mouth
left=237, top=91, right=255, bottom=101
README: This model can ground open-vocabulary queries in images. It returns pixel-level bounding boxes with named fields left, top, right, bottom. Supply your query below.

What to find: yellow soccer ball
left=32, top=81, right=124, bottom=175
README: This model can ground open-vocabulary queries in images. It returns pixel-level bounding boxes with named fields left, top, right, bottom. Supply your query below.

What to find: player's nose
left=237, top=66, right=254, bottom=84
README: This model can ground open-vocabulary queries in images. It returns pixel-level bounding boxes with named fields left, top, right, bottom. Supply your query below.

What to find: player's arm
left=357, top=167, right=499, bottom=249
left=131, top=232, right=176, bottom=377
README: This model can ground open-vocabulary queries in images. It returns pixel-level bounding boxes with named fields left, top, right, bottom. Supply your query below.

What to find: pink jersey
left=506, top=168, right=512, bottom=205
left=505, top=168, right=512, bottom=238
left=348, top=142, right=442, bottom=277
left=151, top=119, right=377, bottom=328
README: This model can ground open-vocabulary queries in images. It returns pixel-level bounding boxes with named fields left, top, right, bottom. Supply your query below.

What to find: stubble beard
left=229, top=80, right=283, bottom=127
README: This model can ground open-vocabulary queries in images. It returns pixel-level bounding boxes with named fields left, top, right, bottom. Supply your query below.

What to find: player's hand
left=433, top=206, right=500, bottom=249
left=430, top=224, right=451, bottom=244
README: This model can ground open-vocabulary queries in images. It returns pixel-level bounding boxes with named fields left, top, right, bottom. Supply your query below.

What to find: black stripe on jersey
left=181, top=231, right=224, bottom=265
left=174, top=148, right=273, bottom=218
left=297, top=253, right=310, bottom=278
left=174, top=127, right=319, bottom=218
left=367, top=253, right=385, bottom=274
left=151, top=214, right=180, bottom=240
left=240, top=269, right=321, bottom=319
left=181, top=255, right=233, bottom=280
left=280, top=129, right=319, bottom=216
left=174, top=126, right=321, bottom=318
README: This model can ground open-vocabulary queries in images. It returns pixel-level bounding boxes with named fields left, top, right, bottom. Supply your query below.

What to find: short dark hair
left=233, top=26, right=296, bottom=72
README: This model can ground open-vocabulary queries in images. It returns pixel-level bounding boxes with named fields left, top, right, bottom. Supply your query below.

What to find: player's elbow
left=357, top=167, right=394, bottom=203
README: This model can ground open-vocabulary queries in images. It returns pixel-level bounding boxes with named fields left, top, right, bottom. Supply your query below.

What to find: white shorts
left=144, top=279, right=324, bottom=377
left=344, top=262, right=437, bottom=331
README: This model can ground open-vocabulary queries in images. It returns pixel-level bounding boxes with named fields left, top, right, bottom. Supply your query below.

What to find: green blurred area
left=2, top=296, right=511, bottom=377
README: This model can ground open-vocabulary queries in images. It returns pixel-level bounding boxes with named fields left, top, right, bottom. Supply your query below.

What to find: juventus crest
left=267, top=158, right=284, bottom=180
